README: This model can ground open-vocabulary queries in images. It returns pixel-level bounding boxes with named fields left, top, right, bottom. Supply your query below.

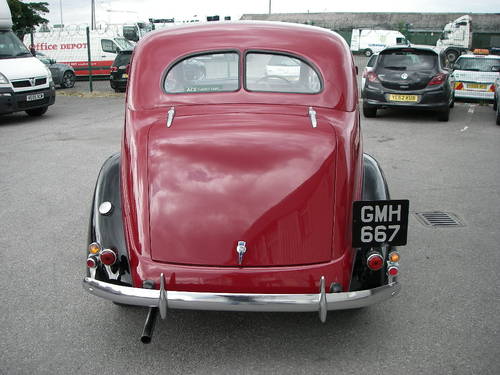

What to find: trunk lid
left=148, top=109, right=337, bottom=267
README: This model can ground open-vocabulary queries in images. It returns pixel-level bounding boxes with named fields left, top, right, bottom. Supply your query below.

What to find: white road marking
left=468, top=104, right=476, bottom=114
left=460, top=126, right=468, bottom=132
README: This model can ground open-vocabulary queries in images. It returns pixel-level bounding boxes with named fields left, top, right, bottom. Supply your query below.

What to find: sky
left=34, top=0, right=500, bottom=26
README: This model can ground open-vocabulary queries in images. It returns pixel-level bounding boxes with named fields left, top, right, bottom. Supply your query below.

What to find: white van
left=25, top=28, right=134, bottom=76
left=0, top=0, right=55, bottom=116
left=351, top=29, right=408, bottom=57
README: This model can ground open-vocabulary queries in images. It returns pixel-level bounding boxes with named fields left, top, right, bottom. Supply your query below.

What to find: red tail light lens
left=86, top=256, right=97, bottom=268
left=367, top=71, right=379, bottom=83
left=100, top=249, right=117, bottom=266
left=387, top=266, right=399, bottom=276
left=367, top=252, right=384, bottom=271
left=126, top=64, right=130, bottom=75
left=428, top=73, right=447, bottom=86
left=110, top=66, right=118, bottom=72
left=489, top=84, right=495, bottom=92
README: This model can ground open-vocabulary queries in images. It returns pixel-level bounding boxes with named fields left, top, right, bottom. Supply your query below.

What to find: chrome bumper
left=83, top=275, right=400, bottom=323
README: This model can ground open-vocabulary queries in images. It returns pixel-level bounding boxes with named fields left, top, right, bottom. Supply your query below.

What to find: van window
left=0, top=30, right=32, bottom=59
left=164, top=52, right=239, bottom=93
left=101, top=39, right=117, bottom=53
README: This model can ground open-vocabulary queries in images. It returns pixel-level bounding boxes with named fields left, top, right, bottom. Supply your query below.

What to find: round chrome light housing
left=100, top=249, right=117, bottom=266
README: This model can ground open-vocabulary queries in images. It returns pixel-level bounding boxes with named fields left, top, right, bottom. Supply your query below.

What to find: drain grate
left=415, top=211, right=464, bottom=227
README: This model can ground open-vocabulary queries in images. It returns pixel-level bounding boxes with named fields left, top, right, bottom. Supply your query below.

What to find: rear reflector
left=367, top=252, right=384, bottom=271
left=387, top=266, right=399, bottom=276
left=87, top=256, right=97, bottom=268
left=100, top=249, right=117, bottom=266
left=455, top=82, right=464, bottom=90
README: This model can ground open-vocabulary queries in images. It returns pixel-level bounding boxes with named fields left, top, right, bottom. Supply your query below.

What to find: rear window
left=378, top=50, right=437, bottom=71
left=245, top=52, right=321, bottom=93
left=164, top=52, right=239, bottom=93
left=366, top=54, right=378, bottom=68
left=454, top=57, right=500, bottom=72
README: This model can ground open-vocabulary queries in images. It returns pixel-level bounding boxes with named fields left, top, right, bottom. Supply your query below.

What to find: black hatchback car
left=362, top=45, right=454, bottom=121
left=110, top=50, right=133, bottom=92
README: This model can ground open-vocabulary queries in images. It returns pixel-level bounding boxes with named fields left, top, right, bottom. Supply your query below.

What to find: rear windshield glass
left=378, top=50, right=437, bottom=71
left=245, top=53, right=321, bottom=93
left=164, top=52, right=239, bottom=93
left=454, top=57, right=500, bottom=72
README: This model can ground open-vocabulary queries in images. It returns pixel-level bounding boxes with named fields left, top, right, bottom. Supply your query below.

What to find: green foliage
left=7, top=0, right=49, bottom=39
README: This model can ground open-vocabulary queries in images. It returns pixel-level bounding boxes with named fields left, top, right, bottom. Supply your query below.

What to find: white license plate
left=26, top=93, right=44, bottom=102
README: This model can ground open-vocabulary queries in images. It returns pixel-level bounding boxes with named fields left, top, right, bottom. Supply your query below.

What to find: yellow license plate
left=467, top=83, right=486, bottom=89
left=388, top=94, right=418, bottom=102
left=122, top=73, right=129, bottom=78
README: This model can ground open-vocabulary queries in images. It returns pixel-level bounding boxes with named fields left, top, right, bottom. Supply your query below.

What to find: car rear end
left=452, top=55, right=500, bottom=102
left=362, top=46, right=453, bottom=120
left=110, top=50, right=132, bottom=92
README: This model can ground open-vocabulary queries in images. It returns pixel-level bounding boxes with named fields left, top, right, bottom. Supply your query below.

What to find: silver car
left=37, top=55, right=76, bottom=89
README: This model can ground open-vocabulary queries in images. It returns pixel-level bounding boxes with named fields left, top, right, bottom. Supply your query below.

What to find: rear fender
left=88, top=153, right=132, bottom=286
left=362, top=153, right=390, bottom=201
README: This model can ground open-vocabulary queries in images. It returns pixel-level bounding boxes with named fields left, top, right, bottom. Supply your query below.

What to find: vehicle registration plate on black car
left=388, top=94, right=418, bottom=102
left=26, top=93, right=44, bottom=102
left=352, top=200, right=409, bottom=247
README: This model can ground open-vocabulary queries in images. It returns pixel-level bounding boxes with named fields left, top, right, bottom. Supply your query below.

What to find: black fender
left=87, top=153, right=132, bottom=286
left=362, top=153, right=390, bottom=201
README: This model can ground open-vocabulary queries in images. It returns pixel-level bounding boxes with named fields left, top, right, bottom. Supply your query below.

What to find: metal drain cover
left=415, top=211, right=464, bottom=227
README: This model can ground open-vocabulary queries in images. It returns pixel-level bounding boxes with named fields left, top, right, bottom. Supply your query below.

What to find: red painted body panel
left=120, top=22, right=362, bottom=293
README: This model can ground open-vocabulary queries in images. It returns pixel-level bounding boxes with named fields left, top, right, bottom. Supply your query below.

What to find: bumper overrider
left=83, top=274, right=400, bottom=323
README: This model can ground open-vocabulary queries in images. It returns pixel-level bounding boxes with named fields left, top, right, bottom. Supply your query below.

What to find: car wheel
left=363, top=102, right=377, bottom=118
left=493, top=95, right=497, bottom=111
left=26, top=107, right=48, bottom=117
left=450, top=94, right=455, bottom=108
left=364, top=49, right=373, bottom=57
left=496, top=104, right=500, bottom=126
left=438, top=106, right=450, bottom=122
left=61, top=71, right=76, bottom=88
left=446, top=49, right=459, bottom=63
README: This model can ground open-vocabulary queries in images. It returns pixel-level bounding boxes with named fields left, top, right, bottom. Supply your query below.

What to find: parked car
left=83, top=22, right=409, bottom=343
left=110, top=49, right=133, bottom=92
left=361, top=53, right=378, bottom=93
left=362, top=45, right=454, bottom=121
left=36, top=53, right=76, bottom=88
left=451, top=54, right=500, bottom=103
left=493, top=77, right=500, bottom=125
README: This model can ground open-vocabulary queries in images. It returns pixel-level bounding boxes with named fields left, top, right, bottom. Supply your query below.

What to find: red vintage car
left=83, top=22, right=409, bottom=343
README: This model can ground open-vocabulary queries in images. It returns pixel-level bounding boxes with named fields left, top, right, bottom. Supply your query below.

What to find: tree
left=7, top=0, right=49, bottom=39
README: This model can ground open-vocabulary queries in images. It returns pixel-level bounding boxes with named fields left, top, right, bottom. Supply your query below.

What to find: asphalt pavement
left=0, top=92, right=499, bottom=374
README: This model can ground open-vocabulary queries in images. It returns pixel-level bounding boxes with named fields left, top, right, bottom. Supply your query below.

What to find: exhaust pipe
left=140, top=307, right=158, bottom=344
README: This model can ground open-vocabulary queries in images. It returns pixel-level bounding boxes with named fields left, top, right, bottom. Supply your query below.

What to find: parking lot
left=1, top=68, right=500, bottom=374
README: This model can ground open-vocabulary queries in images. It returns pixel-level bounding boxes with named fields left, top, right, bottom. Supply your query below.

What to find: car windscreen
left=113, top=52, right=132, bottom=67
left=164, top=52, right=239, bottom=93
left=245, top=52, right=321, bottom=93
left=0, top=31, right=32, bottom=59
left=454, top=57, right=500, bottom=72
left=114, top=37, right=135, bottom=50
left=378, top=50, right=437, bottom=71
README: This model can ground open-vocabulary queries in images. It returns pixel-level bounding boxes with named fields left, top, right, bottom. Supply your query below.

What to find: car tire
left=61, top=71, right=76, bottom=88
left=364, top=49, right=373, bottom=57
left=493, top=96, right=497, bottom=111
left=446, top=49, right=459, bottom=63
left=450, top=94, right=455, bottom=108
left=496, top=104, right=500, bottom=126
left=438, top=106, right=450, bottom=122
left=26, top=107, right=48, bottom=117
left=363, top=102, right=377, bottom=118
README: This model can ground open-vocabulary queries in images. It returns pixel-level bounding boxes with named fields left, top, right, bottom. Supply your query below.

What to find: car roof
left=381, top=44, right=440, bottom=54
left=457, top=54, right=500, bottom=59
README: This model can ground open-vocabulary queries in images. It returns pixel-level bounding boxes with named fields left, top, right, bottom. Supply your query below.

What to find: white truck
left=25, top=28, right=134, bottom=76
left=350, top=29, right=408, bottom=57
left=436, top=15, right=472, bottom=63
left=0, top=0, right=55, bottom=116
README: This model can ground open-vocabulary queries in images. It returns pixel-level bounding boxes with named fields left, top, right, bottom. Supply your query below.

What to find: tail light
left=367, top=71, right=379, bottom=83
left=489, top=84, right=495, bottom=92
left=126, top=64, right=130, bottom=75
left=110, top=66, right=118, bottom=72
left=428, top=73, right=447, bottom=86
left=366, top=251, right=384, bottom=271
left=387, top=266, right=399, bottom=276
left=100, top=249, right=117, bottom=266
left=86, top=256, right=98, bottom=268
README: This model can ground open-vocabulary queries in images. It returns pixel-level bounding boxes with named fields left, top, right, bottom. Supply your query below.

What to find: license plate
left=466, top=83, right=487, bottom=90
left=352, top=200, right=409, bottom=247
left=122, top=73, right=128, bottom=78
left=26, top=93, right=44, bottom=101
left=388, top=94, right=418, bottom=102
